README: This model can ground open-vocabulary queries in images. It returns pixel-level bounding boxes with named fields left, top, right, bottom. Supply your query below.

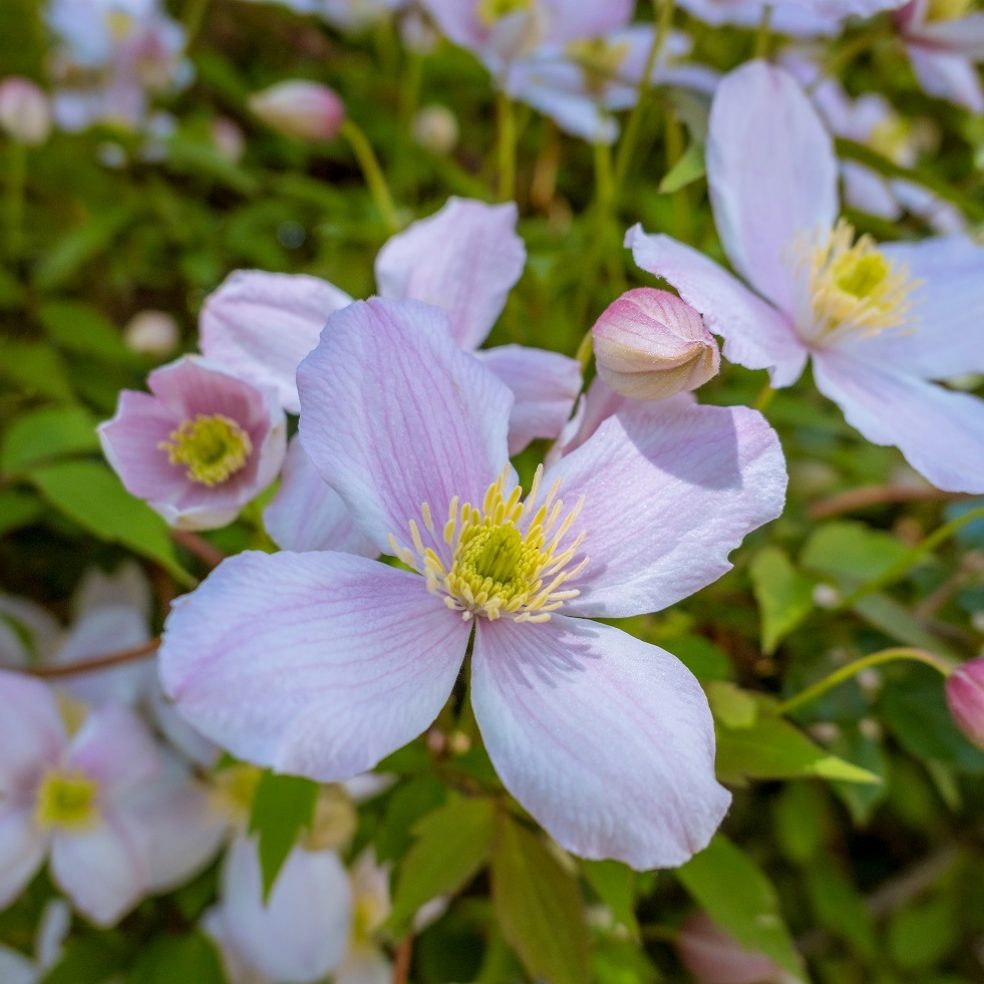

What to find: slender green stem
left=340, top=119, right=401, bottom=233
left=495, top=90, right=516, bottom=203
left=5, top=143, right=26, bottom=260
left=754, top=5, right=773, bottom=59
left=778, top=647, right=953, bottom=716
left=181, top=0, right=210, bottom=47
left=612, top=0, right=675, bottom=196
left=754, top=382, right=775, bottom=411
left=396, top=50, right=423, bottom=199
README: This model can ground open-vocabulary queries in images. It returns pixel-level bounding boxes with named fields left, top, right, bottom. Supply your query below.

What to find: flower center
left=159, top=413, right=252, bottom=486
left=477, top=0, right=531, bottom=25
left=209, top=762, right=261, bottom=824
left=926, top=0, right=973, bottom=20
left=389, top=466, right=587, bottom=623
left=868, top=116, right=912, bottom=164
left=35, top=769, right=99, bottom=831
left=799, top=220, right=918, bottom=342
left=105, top=10, right=136, bottom=41
left=566, top=38, right=632, bottom=94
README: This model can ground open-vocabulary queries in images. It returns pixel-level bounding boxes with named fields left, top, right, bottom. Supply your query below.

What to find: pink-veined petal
left=200, top=270, right=353, bottom=413
left=707, top=60, right=838, bottom=314
left=0, top=807, right=46, bottom=908
left=297, top=298, right=512, bottom=552
left=472, top=616, right=730, bottom=869
left=907, top=46, right=984, bottom=112
left=160, top=551, right=470, bottom=781
left=0, top=671, right=65, bottom=791
left=66, top=704, right=161, bottom=796
left=627, top=226, right=808, bottom=387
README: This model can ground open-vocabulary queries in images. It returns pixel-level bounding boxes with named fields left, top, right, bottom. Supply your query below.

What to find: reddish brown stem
left=171, top=529, right=226, bottom=569
left=8, top=638, right=161, bottom=678
left=809, top=485, right=967, bottom=520
left=392, top=934, right=414, bottom=984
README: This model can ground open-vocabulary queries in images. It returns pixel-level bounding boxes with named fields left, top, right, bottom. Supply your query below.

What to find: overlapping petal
left=472, top=616, right=730, bottom=869
left=160, top=551, right=470, bottom=780
left=0, top=671, right=66, bottom=789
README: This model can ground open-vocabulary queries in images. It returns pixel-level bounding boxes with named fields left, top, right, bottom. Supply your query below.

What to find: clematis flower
left=945, top=657, right=984, bottom=748
left=203, top=835, right=352, bottom=984
left=0, top=77, right=52, bottom=145
left=99, top=355, right=287, bottom=530
left=0, top=671, right=201, bottom=925
left=894, top=0, right=984, bottom=112
left=248, top=80, right=346, bottom=141
left=200, top=196, right=581, bottom=453
left=161, top=296, right=787, bottom=869
left=0, top=899, right=70, bottom=984
left=676, top=912, right=795, bottom=984
left=674, top=0, right=904, bottom=37
left=628, top=61, right=984, bottom=493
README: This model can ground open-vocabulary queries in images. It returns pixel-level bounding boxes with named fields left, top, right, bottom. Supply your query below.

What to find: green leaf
left=658, top=141, right=705, bottom=194
left=0, top=488, right=43, bottom=536
left=388, top=795, right=495, bottom=933
left=248, top=771, right=320, bottom=899
left=801, top=521, right=910, bottom=586
left=38, top=301, right=134, bottom=364
left=33, top=205, right=136, bottom=290
left=1, top=405, right=100, bottom=475
left=676, top=834, right=803, bottom=977
left=492, top=813, right=589, bottom=984
left=581, top=859, right=639, bottom=938
left=750, top=547, right=814, bottom=654
left=707, top=682, right=759, bottom=729
left=129, top=932, right=225, bottom=984
left=29, top=460, right=194, bottom=586
left=0, top=341, right=74, bottom=401
left=804, top=864, right=876, bottom=959
left=851, top=593, right=959, bottom=661
left=828, top=727, right=890, bottom=826
left=39, top=933, right=129, bottom=984
left=716, top=713, right=881, bottom=784
left=887, top=892, right=960, bottom=971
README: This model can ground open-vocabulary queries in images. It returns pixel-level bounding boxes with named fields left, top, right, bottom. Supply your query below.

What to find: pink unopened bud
left=676, top=913, right=792, bottom=984
left=124, top=310, right=180, bottom=357
left=212, top=116, right=245, bottom=163
left=248, top=81, right=346, bottom=142
left=946, top=658, right=984, bottom=748
left=592, top=288, right=719, bottom=401
left=0, top=76, right=51, bottom=146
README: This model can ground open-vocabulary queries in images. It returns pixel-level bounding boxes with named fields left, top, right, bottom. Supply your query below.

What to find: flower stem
left=777, top=647, right=953, bottom=716
left=754, top=5, right=773, bottom=59
left=612, top=0, right=675, bottom=196
left=754, top=382, right=774, bottom=410
left=182, top=0, right=211, bottom=47
left=495, top=90, right=517, bottom=202
left=5, top=142, right=26, bottom=260
left=340, top=119, right=401, bottom=233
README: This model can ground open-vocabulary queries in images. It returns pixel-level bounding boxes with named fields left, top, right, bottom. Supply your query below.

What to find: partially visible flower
left=234, top=0, right=407, bottom=33
left=675, top=0, right=905, bottom=36
left=212, top=116, right=246, bottom=162
left=200, top=197, right=581, bottom=452
left=946, top=658, right=984, bottom=748
left=894, top=0, right=984, bottom=112
left=99, top=356, right=287, bottom=530
left=124, top=309, right=180, bottom=358
left=629, top=60, right=984, bottom=493
left=593, top=288, right=719, bottom=400
left=412, top=104, right=459, bottom=154
left=248, top=80, right=346, bottom=141
left=162, top=296, right=787, bottom=870
left=0, top=77, right=52, bottom=145
left=0, top=899, right=70, bottom=984
left=336, top=850, right=393, bottom=984
left=203, top=835, right=352, bottom=984
left=676, top=912, right=794, bottom=984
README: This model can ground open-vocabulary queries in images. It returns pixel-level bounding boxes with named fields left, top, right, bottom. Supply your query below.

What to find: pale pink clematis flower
left=894, top=0, right=984, bottom=112
left=676, top=912, right=796, bottom=984
left=0, top=77, right=52, bottom=145
left=628, top=60, right=984, bottom=494
left=675, top=0, right=905, bottom=36
left=99, top=355, right=287, bottom=530
left=0, top=671, right=204, bottom=926
left=248, top=80, right=346, bottom=141
left=161, top=296, right=787, bottom=869
left=945, top=657, right=984, bottom=749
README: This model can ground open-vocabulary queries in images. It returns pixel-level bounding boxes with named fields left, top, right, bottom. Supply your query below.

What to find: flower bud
left=248, top=80, right=345, bottom=142
left=0, top=76, right=52, bottom=146
left=676, top=912, right=791, bottom=984
left=212, top=116, right=245, bottom=163
left=412, top=104, right=459, bottom=155
left=592, top=288, right=719, bottom=401
left=124, top=310, right=180, bottom=357
left=946, top=658, right=984, bottom=748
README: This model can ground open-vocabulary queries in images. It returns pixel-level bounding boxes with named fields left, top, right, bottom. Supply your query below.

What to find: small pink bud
left=248, top=80, right=346, bottom=142
left=592, top=288, right=720, bottom=401
left=676, top=912, right=792, bottom=984
left=412, top=105, right=459, bottom=155
left=212, top=116, right=245, bottom=163
left=0, top=76, right=52, bottom=146
left=946, top=658, right=984, bottom=748
left=124, top=310, right=180, bottom=357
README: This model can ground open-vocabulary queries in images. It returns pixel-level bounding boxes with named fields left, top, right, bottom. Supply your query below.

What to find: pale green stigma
left=159, top=413, right=252, bottom=486
left=35, top=769, right=99, bottom=832
left=477, top=0, right=531, bottom=26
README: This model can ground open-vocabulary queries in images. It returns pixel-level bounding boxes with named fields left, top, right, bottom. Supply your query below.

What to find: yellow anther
left=477, top=0, right=531, bottom=26
left=35, top=769, right=99, bottom=832
left=159, top=413, right=252, bottom=486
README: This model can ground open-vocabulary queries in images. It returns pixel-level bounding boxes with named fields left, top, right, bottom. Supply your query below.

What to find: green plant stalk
left=777, top=647, right=953, bottom=716
left=612, top=0, right=675, bottom=196
left=396, top=49, right=424, bottom=199
left=495, top=90, right=517, bottom=203
left=181, top=0, right=211, bottom=47
left=340, top=119, right=401, bottom=233
left=5, top=142, right=26, bottom=260
left=754, top=5, right=774, bottom=59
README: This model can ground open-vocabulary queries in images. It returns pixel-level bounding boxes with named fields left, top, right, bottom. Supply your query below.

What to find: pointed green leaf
left=750, top=547, right=814, bottom=654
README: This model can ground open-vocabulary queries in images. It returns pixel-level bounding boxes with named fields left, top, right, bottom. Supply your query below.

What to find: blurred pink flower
left=676, top=912, right=793, bottom=984
left=0, top=77, right=52, bottom=145
left=248, top=80, right=346, bottom=141
left=946, top=658, right=984, bottom=748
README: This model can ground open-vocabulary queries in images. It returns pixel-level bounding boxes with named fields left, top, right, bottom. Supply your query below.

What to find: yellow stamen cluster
left=208, top=763, right=261, bottom=824
left=801, top=220, right=918, bottom=341
left=868, top=116, right=913, bottom=164
left=159, top=413, right=252, bottom=486
left=35, top=769, right=99, bottom=832
left=105, top=10, right=135, bottom=41
left=389, top=466, right=588, bottom=623
left=477, top=0, right=531, bottom=26
left=566, top=38, right=632, bottom=94
left=926, top=0, right=973, bottom=20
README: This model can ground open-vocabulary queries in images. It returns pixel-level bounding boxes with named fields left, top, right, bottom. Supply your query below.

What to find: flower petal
left=0, top=671, right=65, bottom=790
left=200, top=270, right=353, bottom=413
left=545, top=399, right=786, bottom=618
left=907, top=46, right=984, bottom=112
left=627, top=226, right=807, bottom=387
left=160, top=550, right=470, bottom=780
left=263, top=438, right=378, bottom=555
left=472, top=616, right=730, bottom=869
left=297, top=298, right=512, bottom=552
left=707, top=61, right=838, bottom=314
left=0, top=807, right=46, bottom=908
left=812, top=349, right=984, bottom=493
left=474, top=344, right=581, bottom=454
left=375, top=198, right=525, bottom=350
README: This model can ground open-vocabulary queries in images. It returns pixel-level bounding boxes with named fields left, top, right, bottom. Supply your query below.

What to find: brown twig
left=171, top=529, right=226, bottom=569
left=8, top=638, right=161, bottom=678
left=809, top=485, right=967, bottom=520
left=392, top=934, right=414, bottom=984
